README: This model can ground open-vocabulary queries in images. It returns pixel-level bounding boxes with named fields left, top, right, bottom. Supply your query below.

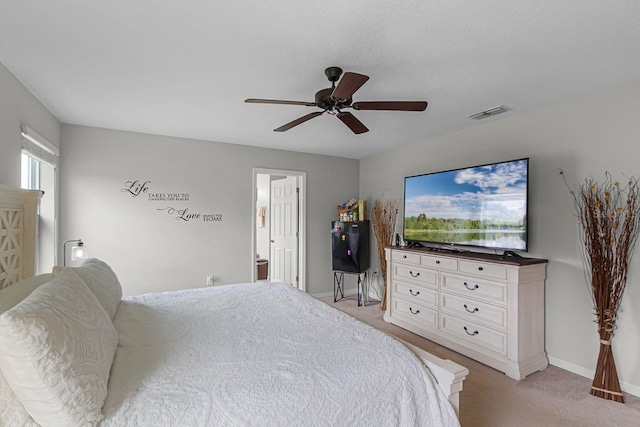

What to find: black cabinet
left=331, top=221, right=370, bottom=273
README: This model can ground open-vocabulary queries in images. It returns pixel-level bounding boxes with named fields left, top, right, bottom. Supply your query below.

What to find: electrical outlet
left=206, top=275, right=214, bottom=286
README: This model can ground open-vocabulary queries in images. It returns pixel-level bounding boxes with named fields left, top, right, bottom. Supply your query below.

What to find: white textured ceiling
left=1, top=1, right=640, bottom=159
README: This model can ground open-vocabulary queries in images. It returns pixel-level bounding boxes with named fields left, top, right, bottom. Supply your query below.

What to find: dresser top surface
left=387, top=246, right=547, bottom=266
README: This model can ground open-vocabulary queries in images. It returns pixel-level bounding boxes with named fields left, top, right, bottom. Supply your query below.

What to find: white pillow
left=53, top=258, right=122, bottom=319
left=0, top=268, right=118, bottom=427
left=0, top=273, right=53, bottom=315
left=0, top=373, right=37, bottom=426
left=0, top=274, right=52, bottom=426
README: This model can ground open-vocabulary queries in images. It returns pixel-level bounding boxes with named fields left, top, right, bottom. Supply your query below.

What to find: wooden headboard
left=0, top=185, right=41, bottom=289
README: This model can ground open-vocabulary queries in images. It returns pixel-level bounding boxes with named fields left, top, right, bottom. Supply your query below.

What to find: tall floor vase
left=562, top=170, right=640, bottom=403
left=590, top=315, right=624, bottom=402
left=372, top=197, right=398, bottom=312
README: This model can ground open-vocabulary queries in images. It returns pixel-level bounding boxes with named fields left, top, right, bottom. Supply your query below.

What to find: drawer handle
left=409, top=307, right=420, bottom=315
left=409, top=271, right=420, bottom=277
left=463, top=326, right=479, bottom=336
left=464, top=304, right=479, bottom=313
left=409, top=289, right=420, bottom=296
left=403, top=255, right=407, bottom=258
left=435, top=260, right=440, bottom=264
left=463, top=282, right=479, bottom=291
left=478, top=266, right=484, bottom=271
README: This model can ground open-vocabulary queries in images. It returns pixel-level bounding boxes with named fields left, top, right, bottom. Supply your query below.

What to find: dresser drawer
left=392, top=298, right=438, bottom=328
left=459, top=260, right=507, bottom=280
left=440, top=292, right=507, bottom=331
left=393, top=264, right=437, bottom=287
left=440, top=313, right=508, bottom=356
left=421, top=255, right=458, bottom=271
left=393, top=250, right=421, bottom=265
left=441, top=273, right=507, bottom=305
left=394, top=280, right=438, bottom=308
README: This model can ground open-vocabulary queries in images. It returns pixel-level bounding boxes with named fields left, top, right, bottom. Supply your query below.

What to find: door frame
left=251, top=168, right=306, bottom=292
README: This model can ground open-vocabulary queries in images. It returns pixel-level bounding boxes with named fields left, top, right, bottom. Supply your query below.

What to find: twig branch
left=372, top=197, right=399, bottom=311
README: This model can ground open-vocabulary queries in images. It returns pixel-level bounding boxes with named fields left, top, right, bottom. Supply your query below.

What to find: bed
left=0, top=185, right=468, bottom=426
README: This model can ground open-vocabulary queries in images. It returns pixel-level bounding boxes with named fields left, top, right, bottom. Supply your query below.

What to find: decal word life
left=121, top=180, right=190, bottom=201
left=121, top=180, right=150, bottom=197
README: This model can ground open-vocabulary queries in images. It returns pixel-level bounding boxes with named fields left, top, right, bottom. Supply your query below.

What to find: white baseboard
left=548, top=356, right=640, bottom=398
left=547, top=356, right=594, bottom=379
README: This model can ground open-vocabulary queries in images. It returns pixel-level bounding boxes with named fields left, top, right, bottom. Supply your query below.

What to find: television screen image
left=403, top=158, right=528, bottom=251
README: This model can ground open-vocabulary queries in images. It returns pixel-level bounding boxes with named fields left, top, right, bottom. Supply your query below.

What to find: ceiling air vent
left=466, top=105, right=511, bottom=120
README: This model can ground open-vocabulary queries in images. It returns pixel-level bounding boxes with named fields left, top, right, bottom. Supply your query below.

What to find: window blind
left=20, top=124, right=59, bottom=166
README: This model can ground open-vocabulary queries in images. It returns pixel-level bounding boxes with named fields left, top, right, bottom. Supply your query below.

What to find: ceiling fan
left=245, top=67, right=428, bottom=135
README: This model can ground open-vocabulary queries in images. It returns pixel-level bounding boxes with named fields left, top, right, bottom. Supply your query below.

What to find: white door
left=270, top=176, right=298, bottom=287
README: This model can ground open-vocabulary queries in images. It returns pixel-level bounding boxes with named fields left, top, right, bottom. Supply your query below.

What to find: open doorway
left=252, top=168, right=306, bottom=292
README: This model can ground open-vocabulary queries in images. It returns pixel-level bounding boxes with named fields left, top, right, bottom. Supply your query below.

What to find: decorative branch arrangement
left=561, top=170, right=640, bottom=403
left=372, top=197, right=399, bottom=311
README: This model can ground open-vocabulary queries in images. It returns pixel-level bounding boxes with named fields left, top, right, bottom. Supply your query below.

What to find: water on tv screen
left=403, top=158, right=528, bottom=251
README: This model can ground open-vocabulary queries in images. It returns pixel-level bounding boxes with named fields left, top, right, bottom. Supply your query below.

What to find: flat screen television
left=403, top=158, right=528, bottom=254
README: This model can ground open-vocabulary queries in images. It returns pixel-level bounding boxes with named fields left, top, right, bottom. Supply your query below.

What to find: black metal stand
left=333, top=271, right=344, bottom=302
left=333, top=270, right=368, bottom=306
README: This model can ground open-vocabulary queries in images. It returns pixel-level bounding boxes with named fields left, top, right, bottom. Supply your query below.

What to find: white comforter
left=102, top=282, right=459, bottom=426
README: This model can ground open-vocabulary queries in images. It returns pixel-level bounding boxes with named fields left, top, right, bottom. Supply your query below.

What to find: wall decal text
left=158, top=207, right=223, bottom=222
left=148, top=193, right=189, bottom=202
left=121, top=180, right=221, bottom=223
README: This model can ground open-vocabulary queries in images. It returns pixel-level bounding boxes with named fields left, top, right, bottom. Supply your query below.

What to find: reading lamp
left=63, top=239, right=88, bottom=266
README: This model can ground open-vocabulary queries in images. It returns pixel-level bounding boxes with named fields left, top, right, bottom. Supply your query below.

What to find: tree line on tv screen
left=404, top=214, right=526, bottom=231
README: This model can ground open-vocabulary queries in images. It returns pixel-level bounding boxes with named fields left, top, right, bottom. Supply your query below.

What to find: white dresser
left=383, top=247, right=548, bottom=380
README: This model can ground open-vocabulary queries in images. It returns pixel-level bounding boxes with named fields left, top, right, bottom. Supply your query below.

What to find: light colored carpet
left=320, top=297, right=640, bottom=427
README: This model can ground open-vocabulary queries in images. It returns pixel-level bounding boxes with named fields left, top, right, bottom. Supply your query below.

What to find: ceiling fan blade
left=274, top=111, right=324, bottom=132
left=331, top=72, right=369, bottom=100
left=352, top=101, right=428, bottom=111
left=337, top=112, right=369, bottom=134
left=245, top=98, right=316, bottom=107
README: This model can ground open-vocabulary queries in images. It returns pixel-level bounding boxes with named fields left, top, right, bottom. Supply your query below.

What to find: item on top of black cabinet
left=337, top=198, right=358, bottom=221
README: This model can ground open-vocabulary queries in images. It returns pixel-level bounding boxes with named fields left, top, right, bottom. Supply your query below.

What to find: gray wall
left=0, top=62, right=60, bottom=187
left=59, top=125, right=359, bottom=296
left=360, top=79, right=640, bottom=395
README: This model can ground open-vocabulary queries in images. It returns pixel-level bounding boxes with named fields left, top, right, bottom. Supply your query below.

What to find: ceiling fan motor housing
left=315, top=88, right=333, bottom=109
left=315, top=88, right=351, bottom=111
